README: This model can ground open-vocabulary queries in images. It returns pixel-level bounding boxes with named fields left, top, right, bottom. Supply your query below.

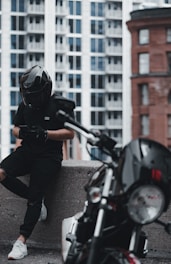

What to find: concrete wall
left=0, top=160, right=102, bottom=250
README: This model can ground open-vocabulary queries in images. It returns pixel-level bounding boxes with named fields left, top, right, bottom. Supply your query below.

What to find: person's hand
left=30, top=126, right=48, bottom=142
left=19, top=125, right=48, bottom=142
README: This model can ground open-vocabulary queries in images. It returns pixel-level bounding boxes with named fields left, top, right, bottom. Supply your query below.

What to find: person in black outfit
left=0, top=65, right=75, bottom=260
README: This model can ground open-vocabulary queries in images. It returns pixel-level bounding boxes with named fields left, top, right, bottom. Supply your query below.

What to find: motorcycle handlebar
left=56, top=110, right=117, bottom=156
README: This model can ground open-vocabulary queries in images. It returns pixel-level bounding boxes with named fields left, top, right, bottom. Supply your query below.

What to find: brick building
left=127, top=8, right=171, bottom=148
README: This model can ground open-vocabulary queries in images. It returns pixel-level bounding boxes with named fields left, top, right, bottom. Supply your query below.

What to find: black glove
left=19, top=125, right=31, bottom=139
left=19, top=125, right=48, bottom=142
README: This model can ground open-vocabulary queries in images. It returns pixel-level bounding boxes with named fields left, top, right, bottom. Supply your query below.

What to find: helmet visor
left=22, top=89, right=44, bottom=108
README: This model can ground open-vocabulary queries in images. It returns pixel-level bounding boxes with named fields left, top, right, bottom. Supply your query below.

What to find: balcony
left=105, top=45, right=122, bottom=55
left=27, top=59, right=44, bottom=69
left=105, top=28, right=122, bottom=37
left=55, top=5, right=69, bottom=16
left=55, top=80, right=69, bottom=90
left=55, top=62, right=69, bottom=72
left=27, top=22, right=44, bottom=33
left=55, top=43, right=68, bottom=53
left=55, top=24, right=69, bottom=35
left=106, top=101, right=122, bottom=110
left=105, top=64, right=122, bottom=73
left=27, top=3, right=44, bottom=14
left=27, top=42, right=44, bottom=52
left=106, top=82, right=122, bottom=92
left=105, top=9, right=122, bottom=19
left=105, top=118, right=122, bottom=128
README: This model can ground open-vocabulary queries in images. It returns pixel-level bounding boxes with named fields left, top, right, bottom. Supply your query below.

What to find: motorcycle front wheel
left=75, top=247, right=141, bottom=264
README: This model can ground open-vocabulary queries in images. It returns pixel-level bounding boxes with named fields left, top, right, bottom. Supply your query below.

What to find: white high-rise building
left=0, top=0, right=170, bottom=160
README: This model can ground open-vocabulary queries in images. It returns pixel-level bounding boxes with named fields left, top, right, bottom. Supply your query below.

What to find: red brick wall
left=127, top=10, right=171, bottom=148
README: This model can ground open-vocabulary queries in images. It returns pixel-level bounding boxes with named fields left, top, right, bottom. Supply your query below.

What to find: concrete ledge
left=0, top=160, right=102, bottom=250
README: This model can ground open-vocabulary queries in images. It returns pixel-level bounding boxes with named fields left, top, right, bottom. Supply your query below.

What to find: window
left=139, top=29, right=149, bottom=45
left=168, top=115, right=171, bottom=137
left=11, top=16, right=25, bottom=31
left=91, top=111, right=104, bottom=125
left=91, top=93, right=105, bottom=107
left=11, top=53, right=25, bottom=68
left=10, top=110, right=16, bottom=125
left=91, top=38, right=104, bottom=53
left=91, top=20, right=104, bottom=35
left=141, top=115, right=149, bottom=135
left=10, top=128, right=16, bottom=144
left=11, top=72, right=23, bottom=87
left=139, top=53, right=149, bottom=74
left=69, top=19, right=81, bottom=33
left=91, top=56, right=105, bottom=71
left=91, top=2, right=104, bottom=17
left=10, top=91, right=21, bottom=105
left=11, top=0, right=25, bottom=12
left=68, top=37, right=81, bottom=51
left=11, top=35, right=25, bottom=49
left=75, top=111, right=81, bottom=123
left=167, top=52, right=171, bottom=72
left=69, top=1, right=81, bottom=15
left=139, top=84, right=149, bottom=105
left=68, top=92, right=81, bottom=106
left=168, top=91, right=171, bottom=104
left=56, top=0, right=63, bottom=5
left=91, top=74, right=105, bottom=89
left=108, top=2, right=122, bottom=11
left=167, top=28, right=171, bottom=42
left=69, top=74, right=81, bottom=88
left=69, top=56, right=81, bottom=70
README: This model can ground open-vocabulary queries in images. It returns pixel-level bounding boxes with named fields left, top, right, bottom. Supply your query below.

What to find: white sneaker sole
left=8, top=252, right=28, bottom=260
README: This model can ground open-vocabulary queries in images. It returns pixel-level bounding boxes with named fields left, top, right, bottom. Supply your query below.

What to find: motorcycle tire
left=65, top=241, right=81, bottom=264
left=74, top=247, right=141, bottom=264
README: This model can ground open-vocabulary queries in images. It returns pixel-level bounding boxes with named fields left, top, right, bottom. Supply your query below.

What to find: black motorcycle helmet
left=20, top=65, right=52, bottom=108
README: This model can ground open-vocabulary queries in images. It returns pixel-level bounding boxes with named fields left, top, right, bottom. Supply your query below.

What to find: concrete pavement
left=0, top=245, right=62, bottom=264
left=1, top=245, right=171, bottom=264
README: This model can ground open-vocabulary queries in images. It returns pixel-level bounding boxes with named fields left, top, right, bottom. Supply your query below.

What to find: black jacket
left=13, top=93, right=75, bottom=160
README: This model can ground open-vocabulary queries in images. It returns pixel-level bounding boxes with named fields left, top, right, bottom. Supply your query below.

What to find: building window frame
left=167, top=28, right=171, bottom=43
left=139, top=53, right=149, bottom=74
left=168, top=114, right=171, bottom=138
left=141, top=114, right=149, bottom=136
left=139, top=83, right=149, bottom=105
left=167, top=52, right=171, bottom=73
left=139, top=29, right=149, bottom=45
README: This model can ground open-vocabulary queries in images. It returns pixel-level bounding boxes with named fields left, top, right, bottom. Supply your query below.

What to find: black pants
left=0, top=146, right=61, bottom=238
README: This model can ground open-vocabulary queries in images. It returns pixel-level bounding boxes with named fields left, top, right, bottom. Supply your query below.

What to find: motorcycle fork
left=129, top=225, right=142, bottom=253
left=86, top=168, right=114, bottom=264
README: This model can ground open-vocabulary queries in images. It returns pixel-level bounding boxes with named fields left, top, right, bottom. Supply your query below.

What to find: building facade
left=0, top=0, right=171, bottom=160
left=0, top=0, right=126, bottom=160
left=127, top=7, right=171, bottom=148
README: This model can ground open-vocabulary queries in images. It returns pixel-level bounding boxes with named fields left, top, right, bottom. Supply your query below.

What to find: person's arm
left=12, top=125, right=74, bottom=141
left=47, top=128, right=74, bottom=141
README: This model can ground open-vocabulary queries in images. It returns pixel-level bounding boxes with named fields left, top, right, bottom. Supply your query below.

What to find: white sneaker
left=8, top=240, right=28, bottom=260
left=38, top=198, right=47, bottom=221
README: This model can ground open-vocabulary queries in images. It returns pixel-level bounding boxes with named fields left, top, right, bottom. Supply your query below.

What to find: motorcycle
left=57, top=110, right=171, bottom=264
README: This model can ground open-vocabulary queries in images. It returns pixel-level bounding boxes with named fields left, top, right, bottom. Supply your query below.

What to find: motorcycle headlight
left=127, top=185, right=165, bottom=224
